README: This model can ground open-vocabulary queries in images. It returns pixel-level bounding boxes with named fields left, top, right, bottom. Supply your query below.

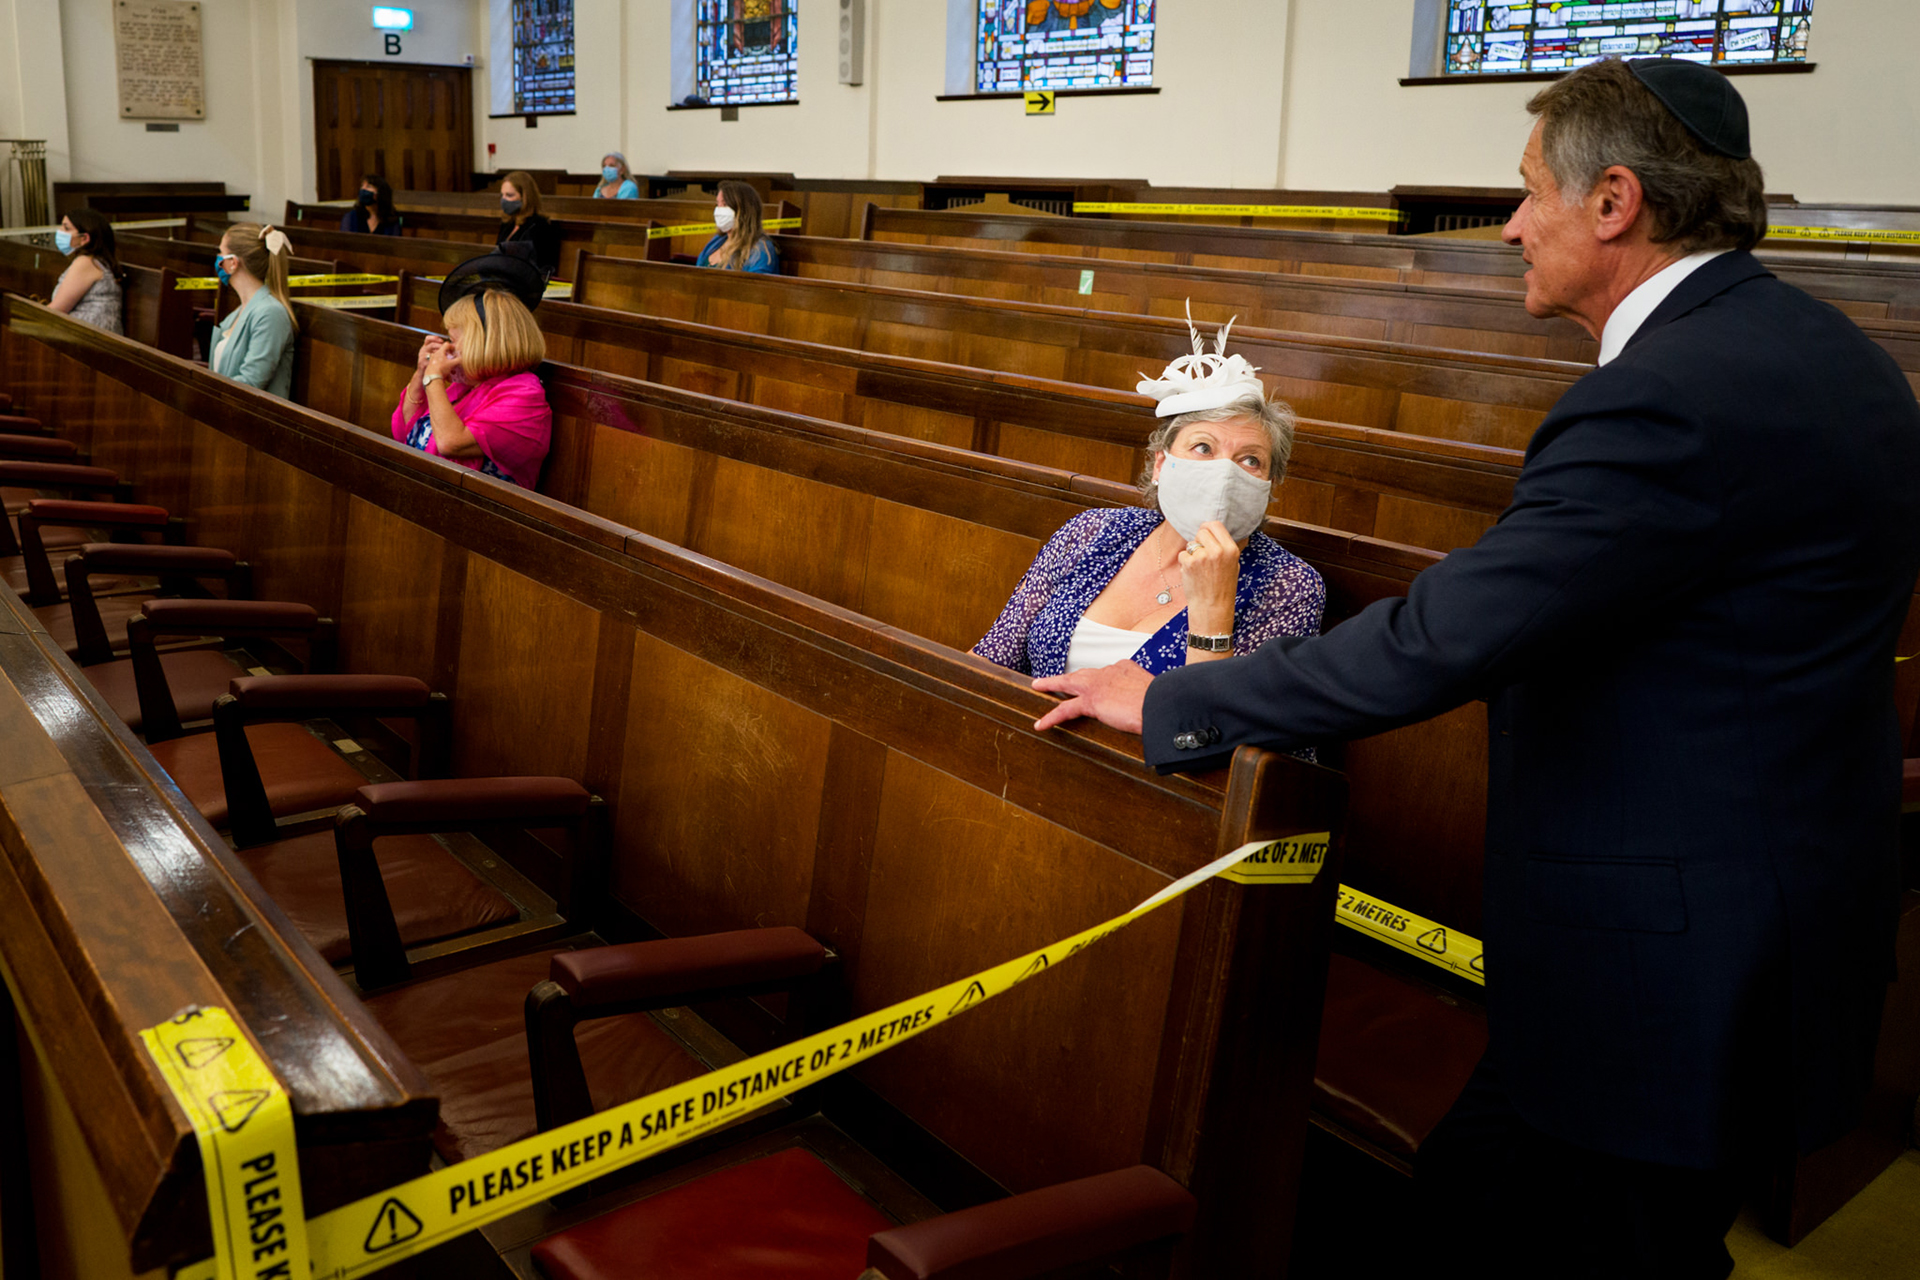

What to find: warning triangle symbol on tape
left=947, top=981, right=987, bottom=1016
left=1013, top=955, right=1049, bottom=985
left=175, top=1037, right=234, bottom=1070
left=1417, top=927, right=1449, bottom=955
left=1470, top=952, right=1486, bottom=975
left=210, top=1089, right=269, bottom=1133
left=363, top=1198, right=425, bottom=1253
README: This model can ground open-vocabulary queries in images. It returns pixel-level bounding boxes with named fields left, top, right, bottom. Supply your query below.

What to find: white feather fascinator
left=1135, top=302, right=1266, bottom=418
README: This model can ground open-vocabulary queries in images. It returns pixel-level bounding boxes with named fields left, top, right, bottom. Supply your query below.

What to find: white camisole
left=1065, top=617, right=1151, bottom=672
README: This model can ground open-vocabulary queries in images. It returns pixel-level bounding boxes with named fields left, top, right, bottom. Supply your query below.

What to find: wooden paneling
left=339, top=498, right=445, bottom=683
left=861, top=502, right=1040, bottom=654
left=451, top=557, right=599, bottom=782
left=611, top=632, right=831, bottom=934
left=856, top=752, right=1183, bottom=1192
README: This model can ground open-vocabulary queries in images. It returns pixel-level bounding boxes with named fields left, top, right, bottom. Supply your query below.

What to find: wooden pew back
left=569, top=254, right=1579, bottom=452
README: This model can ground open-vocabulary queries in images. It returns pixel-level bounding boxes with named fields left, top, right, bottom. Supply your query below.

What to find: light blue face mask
left=54, top=230, right=73, bottom=254
left=214, top=253, right=233, bottom=287
left=602, top=165, right=620, bottom=183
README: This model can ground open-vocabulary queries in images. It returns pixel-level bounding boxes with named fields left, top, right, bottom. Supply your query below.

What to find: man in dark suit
left=1032, top=59, right=1920, bottom=1276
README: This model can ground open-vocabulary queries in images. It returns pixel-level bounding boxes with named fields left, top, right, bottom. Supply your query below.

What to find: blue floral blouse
left=973, top=506, right=1325, bottom=677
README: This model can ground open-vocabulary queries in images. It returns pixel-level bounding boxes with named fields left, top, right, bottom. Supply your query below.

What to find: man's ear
left=1591, top=165, right=1647, bottom=244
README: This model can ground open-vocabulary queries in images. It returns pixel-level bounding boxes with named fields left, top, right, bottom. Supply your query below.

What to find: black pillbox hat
left=1626, top=58, right=1751, bottom=160
left=438, top=244, right=548, bottom=322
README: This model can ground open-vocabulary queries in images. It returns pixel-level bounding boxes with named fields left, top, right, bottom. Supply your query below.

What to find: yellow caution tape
left=646, top=217, right=802, bottom=240
left=139, top=1008, right=309, bottom=1280
left=1335, top=883, right=1485, bottom=985
left=175, top=272, right=401, bottom=291
left=294, top=296, right=402, bottom=310
left=1074, top=203, right=1405, bottom=221
left=1768, top=224, right=1920, bottom=245
left=166, top=830, right=1329, bottom=1280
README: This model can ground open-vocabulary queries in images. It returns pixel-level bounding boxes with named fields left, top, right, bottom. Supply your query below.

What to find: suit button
left=1202, top=727, right=1221, bottom=745
left=1174, top=733, right=1198, bottom=751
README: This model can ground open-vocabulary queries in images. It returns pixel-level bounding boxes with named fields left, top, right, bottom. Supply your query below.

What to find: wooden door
left=313, top=61, right=474, bottom=201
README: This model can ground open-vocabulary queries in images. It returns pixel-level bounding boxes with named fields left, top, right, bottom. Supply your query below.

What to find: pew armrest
left=525, top=928, right=834, bottom=1134
left=0, top=433, right=78, bottom=460
left=865, top=1165, right=1197, bottom=1280
left=64, top=544, right=254, bottom=667
left=72, top=542, right=235, bottom=575
left=127, top=602, right=334, bottom=744
left=11, top=500, right=172, bottom=596
left=212, top=677, right=451, bottom=849
left=0, top=461, right=116, bottom=488
left=333, top=778, right=600, bottom=992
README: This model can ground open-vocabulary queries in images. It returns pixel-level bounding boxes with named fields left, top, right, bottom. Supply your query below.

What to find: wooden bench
left=4, top=296, right=1351, bottom=1275
left=392, top=275, right=1521, bottom=554
left=0, top=237, right=197, bottom=357
left=0, top=582, right=439, bottom=1276
left=862, top=207, right=1920, bottom=321
left=566, top=254, right=1580, bottom=452
left=282, top=200, right=702, bottom=266
left=294, top=299, right=1920, bottom=1245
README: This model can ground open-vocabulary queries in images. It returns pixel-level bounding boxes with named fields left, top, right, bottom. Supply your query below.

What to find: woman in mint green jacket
left=208, top=223, right=298, bottom=398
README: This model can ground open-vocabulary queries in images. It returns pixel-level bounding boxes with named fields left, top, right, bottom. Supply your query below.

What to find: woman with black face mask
left=339, top=174, right=402, bottom=236
left=494, top=170, right=560, bottom=277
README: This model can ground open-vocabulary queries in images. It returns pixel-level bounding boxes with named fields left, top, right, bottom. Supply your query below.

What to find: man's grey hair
left=1138, top=392, right=1295, bottom=508
left=1527, top=58, right=1767, bottom=253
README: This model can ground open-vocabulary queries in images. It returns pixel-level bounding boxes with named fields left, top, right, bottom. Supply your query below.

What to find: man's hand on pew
left=1032, top=660, right=1152, bottom=734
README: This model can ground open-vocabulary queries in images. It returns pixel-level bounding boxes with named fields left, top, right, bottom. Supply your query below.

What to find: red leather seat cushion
left=236, top=829, right=520, bottom=965
left=363, top=950, right=710, bottom=1164
left=82, top=648, right=243, bottom=734
left=146, top=723, right=369, bottom=828
left=37, top=594, right=157, bottom=657
left=1312, top=952, right=1487, bottom=1160
left=532, top=1148, right=894, bottom=1280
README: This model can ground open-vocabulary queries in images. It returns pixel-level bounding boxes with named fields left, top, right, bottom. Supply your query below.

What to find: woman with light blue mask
left=207, top=223, right=299, bottom=398
left=47, top=208, right=124, bottom=334
left=593, top=152, right=639, bottom=200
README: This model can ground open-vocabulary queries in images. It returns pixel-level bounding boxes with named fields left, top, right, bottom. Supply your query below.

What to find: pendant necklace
left=1154, top=558, right=1176, bottom=606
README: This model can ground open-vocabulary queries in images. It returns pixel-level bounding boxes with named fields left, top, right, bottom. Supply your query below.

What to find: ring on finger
left=1186, top=540, right=1201, bottom=552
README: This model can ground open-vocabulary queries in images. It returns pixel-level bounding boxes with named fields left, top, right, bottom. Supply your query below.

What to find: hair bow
left=262, top=226, right=293, bottom=257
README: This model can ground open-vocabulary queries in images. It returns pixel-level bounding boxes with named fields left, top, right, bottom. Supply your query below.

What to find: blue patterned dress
left=974, top=506, right=1325, bottom=676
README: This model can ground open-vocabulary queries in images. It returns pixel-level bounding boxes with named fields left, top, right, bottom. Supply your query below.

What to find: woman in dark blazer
left=495, top=170, right=561, bottom=277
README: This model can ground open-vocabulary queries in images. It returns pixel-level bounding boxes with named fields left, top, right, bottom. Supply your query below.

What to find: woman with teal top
left=593, top=152, right=639, bottom=200
left=695, top=180, right=779, bottom=275
left=208, top=222, right=298, bottom=398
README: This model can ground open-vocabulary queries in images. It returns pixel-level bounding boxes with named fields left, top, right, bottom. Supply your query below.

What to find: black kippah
left=1626, top=58, right=1751, bottom=160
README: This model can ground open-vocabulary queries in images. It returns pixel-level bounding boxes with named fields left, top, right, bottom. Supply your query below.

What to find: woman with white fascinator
left=207, top=222, right=300, bottom=398
left=974, top=308, right=1325, bottom=700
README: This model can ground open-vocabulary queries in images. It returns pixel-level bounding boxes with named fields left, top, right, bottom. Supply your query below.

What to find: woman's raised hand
left=424, top=340, right=462, bottom=384
left=415, top=335, right=445, bottom=377
left=1178, top=520, right=1241, bottom=635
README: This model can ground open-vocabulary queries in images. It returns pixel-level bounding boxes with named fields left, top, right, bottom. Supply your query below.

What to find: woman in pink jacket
left=392, top=251, right=552, bottom=489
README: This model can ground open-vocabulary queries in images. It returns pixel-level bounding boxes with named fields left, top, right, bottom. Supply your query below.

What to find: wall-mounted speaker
left=838, top=0, right=865, bottom=86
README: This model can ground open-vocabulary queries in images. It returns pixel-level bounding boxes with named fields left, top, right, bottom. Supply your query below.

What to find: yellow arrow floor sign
left=1025, top=90, right=1055, bottom=115
left=162, top=831, right=1329, bottom=1280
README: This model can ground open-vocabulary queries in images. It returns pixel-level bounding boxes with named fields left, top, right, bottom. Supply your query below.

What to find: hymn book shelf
left=0, top=297, right=1350, bottom=1276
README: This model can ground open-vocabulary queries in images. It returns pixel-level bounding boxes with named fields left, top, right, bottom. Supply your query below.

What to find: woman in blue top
left=974, top=315, right=1324, bottom=690
left=695, top=180, right=779, bottom=275
left=207, top=223, right=298, bottom=398
left=593, top=153, right=639, bottom=200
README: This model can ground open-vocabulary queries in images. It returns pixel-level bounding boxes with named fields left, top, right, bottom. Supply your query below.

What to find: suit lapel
left=1619, top=250, right=1771, bottom=358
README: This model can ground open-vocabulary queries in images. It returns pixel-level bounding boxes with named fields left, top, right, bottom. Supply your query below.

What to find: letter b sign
left=384, top=33, right=402, bottom=55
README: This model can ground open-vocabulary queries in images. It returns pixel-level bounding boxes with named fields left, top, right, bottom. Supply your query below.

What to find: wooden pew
left=281, top=200, right=696, bottom=267
left=310, top=293, right=1920, bottom=1247
left=0, top=582, right=440, bottom=1275
left=566, top=253, right=1579, bottom=452
left=394, top=275, right=1521, bottom=554
left=862, top=207, right=1920, bottom=320
left=4, top=296, right=1352, bottom=1276
left=1, top=237, right=196, bottom=357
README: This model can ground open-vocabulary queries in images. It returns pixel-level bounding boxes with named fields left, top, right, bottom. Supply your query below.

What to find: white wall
left=30, top=0, right=1920, bottom=211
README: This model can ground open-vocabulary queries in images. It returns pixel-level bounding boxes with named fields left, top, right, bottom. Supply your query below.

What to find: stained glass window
left=512, top=0, right=575, bottom=113
left=976, top=1, right=1157, bottom=95
left=696, top=0, right=799, bottom=105
left=1443, top=1, right=1814, bottom=77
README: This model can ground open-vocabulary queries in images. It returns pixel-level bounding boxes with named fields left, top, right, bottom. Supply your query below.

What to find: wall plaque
left=114, top=0, right=206, bottom=121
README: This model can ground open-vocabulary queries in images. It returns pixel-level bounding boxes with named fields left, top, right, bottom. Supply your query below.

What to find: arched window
left=1443, top=0, right=1814, bottom=77
left=975, top=1, right=1157, bottom=95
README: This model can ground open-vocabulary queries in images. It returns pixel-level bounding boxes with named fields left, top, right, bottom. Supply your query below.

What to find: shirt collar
left=1595, top=249, right=1729, bottom=366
